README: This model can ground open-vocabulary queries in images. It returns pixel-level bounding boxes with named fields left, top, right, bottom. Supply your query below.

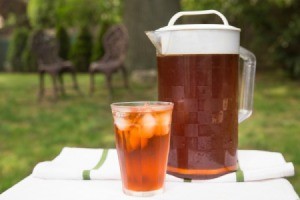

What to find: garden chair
left=31, top=29, right=79, bottom=100
left=89, top=24, right=129, bottom=97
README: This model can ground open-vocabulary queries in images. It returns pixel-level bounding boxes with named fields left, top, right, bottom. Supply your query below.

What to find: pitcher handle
left=168, top=10, right=229, bottom=26
left=238, top=47, right=256, bottom=123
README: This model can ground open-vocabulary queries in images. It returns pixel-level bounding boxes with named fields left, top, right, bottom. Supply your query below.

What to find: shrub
left=0, top=39, right=9, bottom=72
left=56, top=26, right=70, bottom=60
left=6, top=27, right=30, bottom=72
left=92, top=23, right=109, bottom=61
left=70, top=26, right=92, bottom=72
left=21, top=32, right=37, bottom=72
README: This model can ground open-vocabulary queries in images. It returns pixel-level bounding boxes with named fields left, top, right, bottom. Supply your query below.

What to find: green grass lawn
left=0, top=71, right=299, bottom=195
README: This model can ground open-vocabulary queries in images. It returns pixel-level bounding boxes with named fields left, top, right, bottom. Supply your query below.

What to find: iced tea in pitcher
left=111, top=102, right=173, bottom=196
left=157, top=54, right=239, bottom=179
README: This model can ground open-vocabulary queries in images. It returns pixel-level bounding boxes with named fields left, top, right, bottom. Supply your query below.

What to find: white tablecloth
left=32, top=148, right=295, bottom=183
left=0, top=176, right=299, bottom=200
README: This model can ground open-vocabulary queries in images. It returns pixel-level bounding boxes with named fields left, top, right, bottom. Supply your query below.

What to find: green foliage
left=21, top=33, right=37, bottom=72
left=5, top=13, right=18, bottom=26
left=27, top=0, right=57, bottom=28
left=56, top=0, right=122, bottom=27
left=27, top=0, right=122, bottom=28
left=277, top=14, right=300, bottom=79
left=92, top=23, right=110, bottom=61
left=0, top=39, right=9, bottom=71
left=56, top=26, right=70, bottom=60
left=70, top=26, right=93, bottom=72
left=181, top=0, right=300, bottom=79
left=6, top=27, right=30, bottom=72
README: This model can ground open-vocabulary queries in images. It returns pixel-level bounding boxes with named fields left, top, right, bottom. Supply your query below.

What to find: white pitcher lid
left=146, top=10, right=241, bottom=54
left=157, top=24, right=240, bottom=32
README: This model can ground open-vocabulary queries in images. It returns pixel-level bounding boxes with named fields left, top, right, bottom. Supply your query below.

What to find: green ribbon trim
left=236, top=162, right=245, bottom=182
left=82, top=149, right=109, bottom=180
left=183, top=178, right=192, bottom=183
left=82, top=170, right=90, bottom=180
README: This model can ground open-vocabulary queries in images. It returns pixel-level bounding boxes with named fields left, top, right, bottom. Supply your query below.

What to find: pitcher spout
left=145, top=31, right=162, bottom=54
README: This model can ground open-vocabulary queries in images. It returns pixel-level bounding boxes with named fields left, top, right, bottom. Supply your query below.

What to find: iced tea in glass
left=111, top=101, right=173, bottom=197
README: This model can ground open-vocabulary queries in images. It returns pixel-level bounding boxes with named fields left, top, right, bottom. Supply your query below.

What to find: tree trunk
left=123, top=0, right=181, bottom=70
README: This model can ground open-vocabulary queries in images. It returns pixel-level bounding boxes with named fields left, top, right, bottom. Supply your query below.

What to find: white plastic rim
left=157, top=24, right=240, bottom=32
left=111, top=101, right=174, bottom=112
left=162, top=29, right=240, bottom=54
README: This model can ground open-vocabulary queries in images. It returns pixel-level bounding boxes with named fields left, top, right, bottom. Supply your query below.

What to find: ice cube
left=158, top=111, right=171, bottom=125
left=154, top=111, right=171, bottom=136
left=114, top=118, right=130, bottom=131
left=140, top=113, right=156, bottom=138
left=127, top=126, right=140, bottom=151
left=142, top=113, right=156, bottom=125
left=155, top=124, right=170, bottom=136
left=125, top=125, right=148, bottom=151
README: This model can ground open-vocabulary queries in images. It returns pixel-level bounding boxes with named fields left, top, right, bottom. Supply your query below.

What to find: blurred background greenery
left=0, top=0, right=299, bottom=195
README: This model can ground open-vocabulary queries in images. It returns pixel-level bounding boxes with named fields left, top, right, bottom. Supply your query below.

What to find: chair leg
left=71, top=70, right=79, bottom=92
left=58, top=73, right=65, bottom=95
left=90, top=71, right=95, bottom=95
left=51, top=74, right=59, bottom=100
left=38, top=72, right=45, bottom=101
left=120, top=66, right=129, bottom=89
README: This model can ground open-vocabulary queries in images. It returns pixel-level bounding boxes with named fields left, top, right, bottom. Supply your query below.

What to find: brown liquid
left=113, top=108, right=172, bottom=191
left=157, top=54, right=239, bottom=179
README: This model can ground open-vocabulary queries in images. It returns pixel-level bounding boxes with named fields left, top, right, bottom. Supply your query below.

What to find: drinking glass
left=111, top=101, right=173, bottom=196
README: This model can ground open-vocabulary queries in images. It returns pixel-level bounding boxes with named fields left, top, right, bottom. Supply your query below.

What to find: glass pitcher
left=146, top=10, right=256, bottom=179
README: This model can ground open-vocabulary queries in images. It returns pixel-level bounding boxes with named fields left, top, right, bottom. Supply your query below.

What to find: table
left=0, top=176, right=299, bottom=200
